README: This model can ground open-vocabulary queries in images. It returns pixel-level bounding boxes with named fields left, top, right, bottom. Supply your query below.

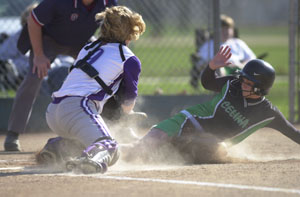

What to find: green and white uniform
left=155, top=67, right=300, bottom=147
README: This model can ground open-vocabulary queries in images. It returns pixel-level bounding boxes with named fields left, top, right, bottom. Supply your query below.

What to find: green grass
left=0, top=89, right=16, bottom=97
left=134, top=25, right=289, bottom=76
left=266, top=78, right=289, bottom=118
left=241, top=26, right=289, bottom=75
left=133, top=46, right=195, bottom=77
left=250, top=45, right=289, bottom=74
left=0, top=26, right=294, bottom=119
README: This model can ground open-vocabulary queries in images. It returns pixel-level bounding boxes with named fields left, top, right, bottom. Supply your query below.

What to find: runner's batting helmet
left=239, top=59, right=275, bottom=96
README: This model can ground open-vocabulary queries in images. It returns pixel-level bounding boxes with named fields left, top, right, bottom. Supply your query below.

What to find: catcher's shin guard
left=66, top=138, right=119, bottom=174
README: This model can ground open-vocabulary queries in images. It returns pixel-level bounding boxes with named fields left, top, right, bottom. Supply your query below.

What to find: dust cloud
left=106, top=104, right=300, bottom=170
left=225, top=140, right=300, bottom=162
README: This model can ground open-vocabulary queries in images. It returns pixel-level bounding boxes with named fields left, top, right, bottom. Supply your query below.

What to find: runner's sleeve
left=201, top=65, right=235, bottom=92
left=266, top=106, right=300, bottom=144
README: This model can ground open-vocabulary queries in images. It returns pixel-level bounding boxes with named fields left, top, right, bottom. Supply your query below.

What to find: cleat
left=37, top=137, right=85, bottom=170
left=66, top=157, right=108, bottom=174
left=4, top=132, right=21, bottom=151
left=4, top=140, right=21, bottom=151
left=66, top=139, right=118, bottom=174
left=36, top=149, right=57, bottom=165
left=65, top=157, right=83, bottom=172
left=35, top=137, right=63, bottom=165
left=79, top=159, right=108, bottom=174
left=66, top=162, right=76, bottom=172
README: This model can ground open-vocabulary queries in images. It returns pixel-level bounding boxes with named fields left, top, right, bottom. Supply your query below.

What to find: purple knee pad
left=82, top=139, right=119, bottom=167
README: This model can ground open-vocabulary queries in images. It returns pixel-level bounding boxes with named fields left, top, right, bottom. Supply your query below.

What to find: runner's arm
left=267, top=106, right=300, bottom=145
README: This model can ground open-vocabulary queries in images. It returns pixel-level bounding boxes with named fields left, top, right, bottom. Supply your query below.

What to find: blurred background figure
left=190, top=14, right=257, bottom=89
left=0, top=3, right=73, bottom=95
left=0, top=5, right=34, bottom=93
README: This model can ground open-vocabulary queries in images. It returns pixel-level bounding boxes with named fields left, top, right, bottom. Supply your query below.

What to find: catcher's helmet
left=239, top=59, right=275, bottom=96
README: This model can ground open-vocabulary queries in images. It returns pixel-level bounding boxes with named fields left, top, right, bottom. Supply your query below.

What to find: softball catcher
left=36, top=6, right=146, bottom=174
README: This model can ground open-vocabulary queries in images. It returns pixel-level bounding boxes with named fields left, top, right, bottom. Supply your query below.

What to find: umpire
left=4, top=0, right=117, bottom=151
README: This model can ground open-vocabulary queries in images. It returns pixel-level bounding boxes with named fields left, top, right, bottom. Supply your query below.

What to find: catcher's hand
left=121, top=111, right=148, bottom=125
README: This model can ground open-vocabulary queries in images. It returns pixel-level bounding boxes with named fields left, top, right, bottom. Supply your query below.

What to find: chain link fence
left=119, top=0, right=217, bottom=95
left=0, top=0, right=293, bottom=98
left=0, top=0, right=216, bottom=97
left=289, top=0, right=300, bottom=122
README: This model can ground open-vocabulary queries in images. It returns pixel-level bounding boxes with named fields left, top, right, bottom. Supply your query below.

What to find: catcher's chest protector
left=69, top=40, right=126, bottom=95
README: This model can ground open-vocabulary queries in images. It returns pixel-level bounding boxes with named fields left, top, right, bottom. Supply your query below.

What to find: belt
left=52, top=96, right=99, bottom=111
left=180, top=110, right=204, bottom=134
left=52, top=96, right=81, bottom=104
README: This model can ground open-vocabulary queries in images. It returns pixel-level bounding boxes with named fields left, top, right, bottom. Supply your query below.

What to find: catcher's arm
left=121, top=100, right=136, bottom=114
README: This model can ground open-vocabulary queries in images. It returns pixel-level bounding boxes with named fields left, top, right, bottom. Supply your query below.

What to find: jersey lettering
left=221, top=101, right=249, bottom=128
left=88, top=48, right=104, bottom=65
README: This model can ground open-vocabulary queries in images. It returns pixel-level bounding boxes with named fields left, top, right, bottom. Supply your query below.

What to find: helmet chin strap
left=239, top=77, right=263, bottom=97
left=241, top=87, right=262, bottom=98
left=231, top=78, right=263, bottom=98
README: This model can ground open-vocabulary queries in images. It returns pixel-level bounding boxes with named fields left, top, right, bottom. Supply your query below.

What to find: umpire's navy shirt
left=31, top=0, right=117, bottom=47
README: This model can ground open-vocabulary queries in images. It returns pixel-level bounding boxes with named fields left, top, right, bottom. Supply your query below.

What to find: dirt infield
left=0, top=127, right=300, bottom=197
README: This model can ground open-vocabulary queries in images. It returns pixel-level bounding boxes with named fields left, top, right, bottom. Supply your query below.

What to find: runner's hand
left=209, top=45, right=232, bottom=70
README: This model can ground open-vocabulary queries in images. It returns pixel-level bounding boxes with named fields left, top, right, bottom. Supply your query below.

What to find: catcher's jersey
left=53, top=42, right=141, bottom=108
left=156, top=66, right=300, bottom=146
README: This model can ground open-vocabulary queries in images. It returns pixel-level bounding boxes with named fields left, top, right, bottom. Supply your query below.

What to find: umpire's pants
left=7, top=36, right=80, bottom=133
